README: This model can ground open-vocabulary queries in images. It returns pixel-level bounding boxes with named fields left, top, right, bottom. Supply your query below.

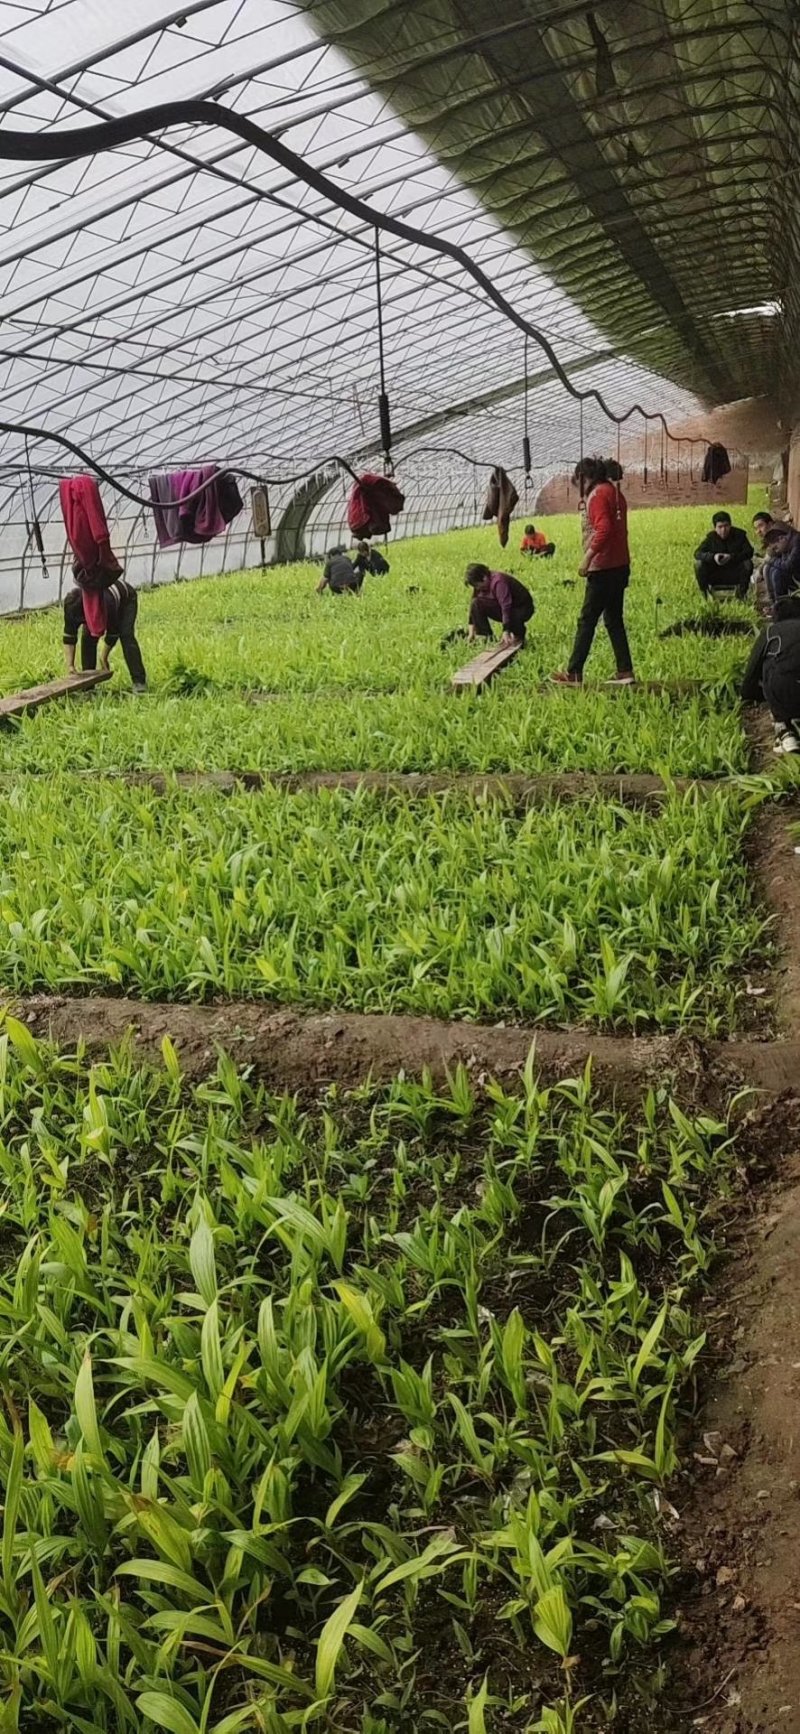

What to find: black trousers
left=567, top=567, right=633, bottom=676
left=470, top=593, right=533, bottom=644
left=695, top=558, right=752, bottom=599
left=764, top=666, right=800, bottom=726
left=81, top=594, right=147, bottom=687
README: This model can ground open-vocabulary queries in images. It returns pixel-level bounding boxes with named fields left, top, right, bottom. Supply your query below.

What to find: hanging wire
left=374, top=228, right=393, bottom=473
left=0, top=418, right=360, bottom=504
left=522, top=335, right=532, bottom=481
left=614, top=419, right=622, bottom=520
left=23, top=434, right=49, bottom=584
left=0, top=98, right=714, bottom=452
left=578, top=399, right=585, bottom=500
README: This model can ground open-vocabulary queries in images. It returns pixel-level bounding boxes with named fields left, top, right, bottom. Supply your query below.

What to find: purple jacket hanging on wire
left=149, top=466, right=244, bottom=547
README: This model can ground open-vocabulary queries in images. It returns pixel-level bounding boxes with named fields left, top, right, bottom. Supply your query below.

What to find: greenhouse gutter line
left=0, top=767, right=728, bottom=804
left=17, top=994, right=800, bottom=1100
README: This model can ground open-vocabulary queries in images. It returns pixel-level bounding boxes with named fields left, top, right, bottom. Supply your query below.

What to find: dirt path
left=17, top=993, right=800, bottom=1099
left=0, top=768, right=713, bottom=804
left=673, top=1143, right=800, bottom=1731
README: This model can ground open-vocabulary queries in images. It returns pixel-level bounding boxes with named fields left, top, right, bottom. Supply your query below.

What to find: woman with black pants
left=63, top=575, right=147, bottom=692
left=552, top=457, right=635, bottom=686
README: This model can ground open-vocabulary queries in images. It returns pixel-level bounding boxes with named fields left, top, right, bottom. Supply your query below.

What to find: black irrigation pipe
left=0, top=419, right=360, bottom=508
left=0, top=98, right=711, bottom=455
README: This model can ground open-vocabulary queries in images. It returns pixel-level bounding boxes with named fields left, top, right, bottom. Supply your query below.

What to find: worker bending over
left=694, top=512, right=753, bottom=599
left=317, top=547, right=360, bottom=595
left=63, top=575, right=147, bottom=692
left=465, top=564, right=534, bottom=645
left=520, top=523, right=556, bottom=558
left=552, top=456, right=635, bottom=686
left=352, top=541, right=390, bottom=582
left=741, top=594, right=800, bottom=754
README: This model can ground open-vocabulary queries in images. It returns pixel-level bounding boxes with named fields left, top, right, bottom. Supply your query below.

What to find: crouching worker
left=520, top=523, right=556, bottom=558
left=352, top=540, right=390, bottom=582
left=694, top=512, right=753, bottom=598
left=740, top=594, right=800, bottom=754
left=465, top=564, right=534, bottom=646
left=64, top=573, right=147, bottom=692
left=317, top=547, right=360, bottom=594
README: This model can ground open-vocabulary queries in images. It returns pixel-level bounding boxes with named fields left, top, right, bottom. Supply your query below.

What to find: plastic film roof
left=0, top=0, right=720, bottom=534
left=301, top=0, right=790, bottom=407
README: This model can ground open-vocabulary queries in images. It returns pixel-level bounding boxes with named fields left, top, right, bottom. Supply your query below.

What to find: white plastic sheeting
left=0, top=0, right=705, bottom=612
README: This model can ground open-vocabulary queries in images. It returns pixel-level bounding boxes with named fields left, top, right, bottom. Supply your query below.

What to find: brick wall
left=535, top=465, right=750, bottom=517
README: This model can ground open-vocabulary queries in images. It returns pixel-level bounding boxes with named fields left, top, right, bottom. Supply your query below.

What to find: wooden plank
left=451, top=641, right=520, bottom=690
left=0, top=670, right=112, bottom=720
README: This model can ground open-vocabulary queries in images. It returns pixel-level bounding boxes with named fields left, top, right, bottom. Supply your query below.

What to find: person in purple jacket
left=465, top=564, right=535, bottom=646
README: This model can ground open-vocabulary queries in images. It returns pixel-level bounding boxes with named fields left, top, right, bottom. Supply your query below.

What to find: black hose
left=0, top=417, right=359, bottom=506
left=0, top=98, right=709, bottom=445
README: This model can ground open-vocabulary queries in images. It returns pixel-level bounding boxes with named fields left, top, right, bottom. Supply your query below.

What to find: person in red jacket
left=551, top=457, right=635, bottom=686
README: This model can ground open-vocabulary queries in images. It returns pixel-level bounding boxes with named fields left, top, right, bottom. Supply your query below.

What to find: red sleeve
left=586, top=485, right=616, bottom=564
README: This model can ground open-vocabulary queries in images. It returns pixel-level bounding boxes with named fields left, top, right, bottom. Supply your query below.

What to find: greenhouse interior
left=0, top=2, right=798, bottom=1730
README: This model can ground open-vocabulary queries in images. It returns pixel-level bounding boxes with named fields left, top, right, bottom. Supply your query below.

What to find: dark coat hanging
left=482, top=466, right=519, bottom=547
left=701, top=443, right=732, bottom=485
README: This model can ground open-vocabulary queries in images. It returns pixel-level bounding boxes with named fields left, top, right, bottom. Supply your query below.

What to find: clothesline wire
left=0, top=97, right=716, bottom=449
left=0, top=433, right=744, bottom=510
left=0, top=419, right=363, bottom=507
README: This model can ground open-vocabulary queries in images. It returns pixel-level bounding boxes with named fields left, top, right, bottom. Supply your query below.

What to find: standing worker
left=63, top=573, right=147, bottom=692
left=465, top=564, right=534, bottom=645
left=551, top=457, right=635, bottom=686
left=740, top=594, right=800, bottom=753
left=694, top=512, right=753, bottom=599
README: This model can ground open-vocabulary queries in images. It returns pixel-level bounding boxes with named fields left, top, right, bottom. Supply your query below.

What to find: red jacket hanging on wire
left=347, top=473, right=404, bottom=538
left=59, top=475, right=122, bottom=636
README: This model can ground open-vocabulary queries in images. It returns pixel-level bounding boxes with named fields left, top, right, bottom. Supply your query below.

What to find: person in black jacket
left=63, top=577, right=147, bottom=691
left=317, top=548, right=360, bottom=594
left=351, top=541, right=390, bottom=584
left=740, top=594, right=800, bottom=753
left=694, top=512, right=753, bottom=598
left=761, top=524, right=800, bottom=608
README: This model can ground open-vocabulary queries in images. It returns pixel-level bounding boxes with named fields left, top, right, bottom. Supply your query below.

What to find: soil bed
left=0, top=768, right=715, bottom=802
left=662, top=1120, right=800, bottom=1732
left=17, top=993, right=800, bottom=1099
left=660, top=618, right=753, bottom=640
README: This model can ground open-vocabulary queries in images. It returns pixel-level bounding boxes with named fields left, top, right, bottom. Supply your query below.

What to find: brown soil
left=660, top=618, right=753, bottom=640
left=748, top=806, right=800, bottom=1032
left=0, top=768, right=715, bottom=804
left=743, top=705, right=780, bottom=770
left=16, top=994, right=800, bottom=1099
left=669, top=1141, right=800, bottom=1732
